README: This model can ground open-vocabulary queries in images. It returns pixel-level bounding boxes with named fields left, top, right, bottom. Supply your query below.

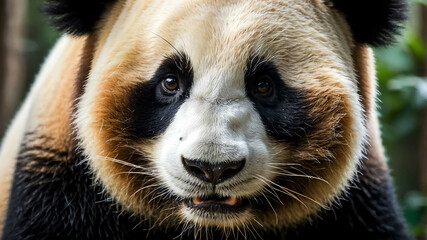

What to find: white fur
left=153, top=83, right=274, bottom=199
left=74, top=0, right=368, bottom=227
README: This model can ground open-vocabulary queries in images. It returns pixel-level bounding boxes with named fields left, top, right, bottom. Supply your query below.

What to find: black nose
left=182, top=157, right=245, bottom=184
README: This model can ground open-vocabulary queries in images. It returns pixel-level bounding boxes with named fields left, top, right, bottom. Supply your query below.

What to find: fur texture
left=45, top=0, right=409, bottom=46
left=0, top=0, right=412, bottom=239
left=331, top=0, right=409, bottom=46
left=44, top=0, right=117, bottom=35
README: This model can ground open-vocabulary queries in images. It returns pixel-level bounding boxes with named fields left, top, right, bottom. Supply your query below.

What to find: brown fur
left=72, top=0, right=366, bottom=228
left=353, top=44, right=388, bottom=181
left=1, top=0, right=385, bottom=234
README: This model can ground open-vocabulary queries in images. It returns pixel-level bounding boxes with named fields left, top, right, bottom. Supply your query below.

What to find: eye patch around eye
left=245, top=58, right=309, bottom=142
left=127, top=53, right=194, bottom=138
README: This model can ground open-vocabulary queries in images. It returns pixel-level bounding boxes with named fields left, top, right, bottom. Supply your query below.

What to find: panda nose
left=182, top=157, right=245, bottom=184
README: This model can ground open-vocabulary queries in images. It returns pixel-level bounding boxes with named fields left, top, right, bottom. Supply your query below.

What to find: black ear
left=44, top=0, right=117, bottom=35
left=331, top=0, right=409, bottom=46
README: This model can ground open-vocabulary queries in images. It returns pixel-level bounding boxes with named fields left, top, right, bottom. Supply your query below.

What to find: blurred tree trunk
left=0, top=0, right=7, bottom=134
left=420, top=5, right=427, bottom=196
left=0, top=0, right=26, bottom=138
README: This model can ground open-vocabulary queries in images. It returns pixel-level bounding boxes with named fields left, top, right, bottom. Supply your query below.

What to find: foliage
left=405, top=191, right=427, bottom=237
left=24, top=0, right=60, bottom=93
left=374, top=1, right=427, bottom=236
left=376, top=31, right=427, bottom=144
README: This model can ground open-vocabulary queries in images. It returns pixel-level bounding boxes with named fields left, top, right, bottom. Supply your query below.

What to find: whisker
left=155, top=210, right=176, bottom=228
left=261, top=174, right=324, bottom=207
left=282, top=186, right=323, bottom=207
left=130, top=183, right=161, bottom=200
left=266, top=163, right=331, bottom=187
left=99, top=156, right=148, bottom=170
left=111, top=171, right=153, bottom=178
left=252, top=218, right=264, bottom=228
left=247, top=223, right=263, bottom=240
left=267, top=169, right=331, bottom=186
left=255, top=174, right=282, bottom=202
left=149, top=30, right=183, bottom=58
left=260, top=191, right=279, bottom=225
left=122, top=144, right=151, bottom=157
left=267, top=162, right=301, bottom=167
left=256, top=175, right=308, bottom=209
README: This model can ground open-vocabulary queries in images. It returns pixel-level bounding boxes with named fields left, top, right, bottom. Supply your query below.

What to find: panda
left=0, top=0, right=414, bottom=239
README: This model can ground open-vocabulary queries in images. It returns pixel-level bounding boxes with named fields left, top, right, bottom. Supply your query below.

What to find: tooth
left=225, top=196, right=237, bottom=205
left=193, top=196, right=202, bottom=205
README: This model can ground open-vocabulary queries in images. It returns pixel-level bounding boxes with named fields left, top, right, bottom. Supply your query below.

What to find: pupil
left=257, top=81, right=269, bottom=93
left=165, top=77, right=178, bottom=90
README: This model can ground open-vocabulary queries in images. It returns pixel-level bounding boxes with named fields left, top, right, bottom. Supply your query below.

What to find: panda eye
left=161, top=75, right=179, bottom=94
left=255, top=76, right=272, bottom=94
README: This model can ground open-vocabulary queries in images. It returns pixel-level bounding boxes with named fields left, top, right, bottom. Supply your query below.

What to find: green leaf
left=410, top=0, right=427, bottom=5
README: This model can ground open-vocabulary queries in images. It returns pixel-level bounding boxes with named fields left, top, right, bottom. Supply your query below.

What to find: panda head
left=48, top=0, right=407, bottom=231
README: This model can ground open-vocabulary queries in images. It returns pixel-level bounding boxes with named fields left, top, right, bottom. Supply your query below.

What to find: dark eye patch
left=245, top=57, right=309, bottom=142
left=128, top=53, right=193, bottom=138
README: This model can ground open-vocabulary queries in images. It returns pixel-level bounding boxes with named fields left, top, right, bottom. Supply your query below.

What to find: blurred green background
left=0, top=0, right=426, bottom=238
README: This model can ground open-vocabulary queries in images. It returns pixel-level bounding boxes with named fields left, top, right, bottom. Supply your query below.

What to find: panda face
left=75, top=0, right=365, bottom=230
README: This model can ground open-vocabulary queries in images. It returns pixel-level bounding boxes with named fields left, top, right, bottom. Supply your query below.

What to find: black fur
left=44, top=0, right=408, bottom=44
left=3, top=133, right=413, bottom=239
left=331, top=0, right=409, bottom=46
left=44, top=0, right=116, bottom=35
left=285, top=164, right=414, bottom=239
left=128, top=53, right=194, bottom=138
left=245, top=58, right=309, bottom=142
left=2, top=137, right=131, bottom=239
left=2, top=135, right=179, bottom=239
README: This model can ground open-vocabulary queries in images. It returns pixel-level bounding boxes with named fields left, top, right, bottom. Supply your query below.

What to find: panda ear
left=44, top=0, right=117, bottom=35
left=330, top=0, right=409, bottom=46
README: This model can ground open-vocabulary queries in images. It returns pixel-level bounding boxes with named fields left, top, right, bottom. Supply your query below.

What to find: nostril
left=216, top=159, right=245, bottom=183
left=182, top=157, right=212, bottom=182
left=220, top=166, right=242, bottom=181
left=189, top=165, right=209, bottom=180
left=182, top=156, right=245, bottom=184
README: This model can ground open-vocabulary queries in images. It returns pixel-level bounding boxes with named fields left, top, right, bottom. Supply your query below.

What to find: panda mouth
left=193, top=195, right=238, bottom=205
left=184, top=195, right=246, bottom=211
